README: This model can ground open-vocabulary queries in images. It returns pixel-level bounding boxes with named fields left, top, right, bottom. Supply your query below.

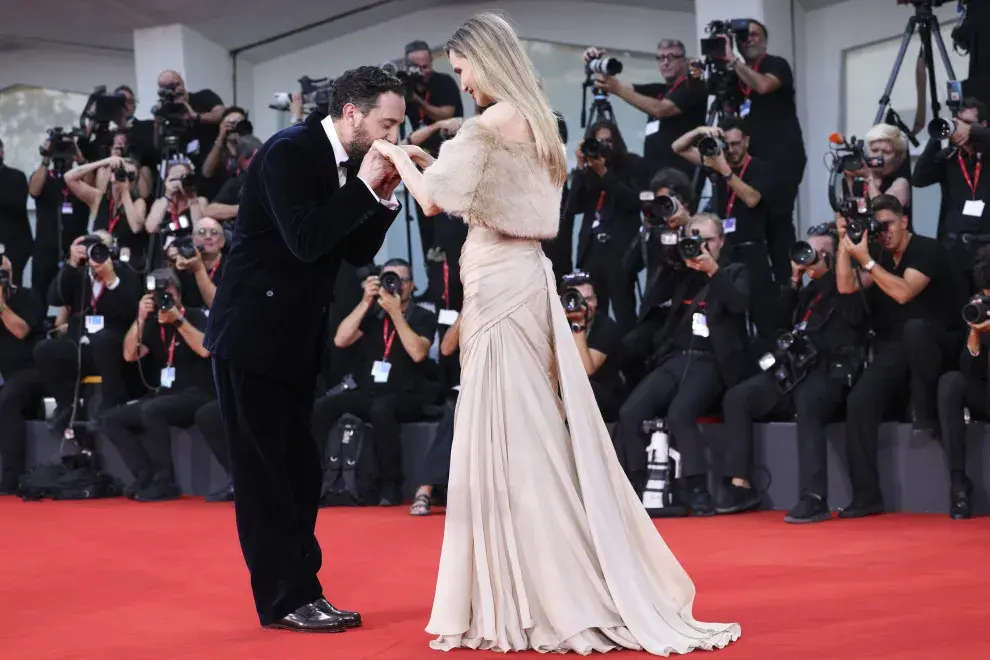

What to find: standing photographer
left=566, top=120, right=646, bottom=334
left=0, top=138, right=31, bottom=286
left=673, top=118, right=777, bottom=338
left=719, top=229, right=867, bottom=522
left=718, top=19, right=806, bottom=287
left=154, top=70, right=225, bottom=170
left=200, top=106, right=253, bottom=200
left=583, top=40, right=709, bottom=180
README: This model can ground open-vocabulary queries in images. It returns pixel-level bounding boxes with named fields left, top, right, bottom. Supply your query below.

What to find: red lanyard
left=802, top=293, right=824, bottom=323
left=658, top=75, right=686, bottom=101
left=442, top=259, right=450, bottom=308
left=158, top=307, right=185, bottom=367
left=724, top=156, right=752, bottom=219
left=738, top=54, right=766, bottom=98
left=90, top=281, right=105, bottom=312
left=419, top=90, right=431, bottom=124
left=682, top=299, right=707, bottom=308
left=594, top=191, right=606, bottom=220
left=108, top=196, right=120, bottom=234
left=208, top=255, right=222, bottom=281
left=958, top=152, right=982, bottom=199
left=382, top=318, right=397, bottom=361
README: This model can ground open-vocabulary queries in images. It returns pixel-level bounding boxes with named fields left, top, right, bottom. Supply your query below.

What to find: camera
left=758, top=331, right=819, bottom=394
left=179, top=172, right=196, bottom=194
left=0, top=265, right=9, bottom=299
left=42, top=127, right=83, bottom=166
left=830, top=134, right=884, bottom=172
left=701, top=19, right=752, bottom=60
left=379, top=270, right=403, bottom=296
left=641, top=191, right=680, bottom=224
left=560, top=287, right=588, bottom=315
left=697, top=135, right=728, bottom=159
left=585, top=56, right=623, bottom=77
left=271, top=76, right=335, bottom=115
left=113, top=166, right=137, bottom=183
left=963, top=293, right=990, bottom=325
left=87, top=85, right=129, bottom=124
left=230, top=119, right=253, bottom=137
left=580, top=137, right=612, bottom=160
left=169, top=235, right=198, bottom=260
left=677, top=229, right=706, bottom=260
left=846, top=216, right=884, bottom=244
left=789, top=241, right=820, bottom=266
left=79, top=234, right=115, bottom=264
left=154, top=84, right=188, bottom=121
left=146, top=274, right=174, bottom=311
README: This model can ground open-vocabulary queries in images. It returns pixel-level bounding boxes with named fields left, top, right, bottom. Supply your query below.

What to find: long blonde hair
left=446, top=12, right=567, bottom=187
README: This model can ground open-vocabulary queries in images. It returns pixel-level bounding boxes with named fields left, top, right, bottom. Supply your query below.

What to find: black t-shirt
left=357, top=304, right=438, bottom=393
left=213, top=172, right=245, bottom=207
left=31, top=174, right=89, bottom=252
left=792, top=271, right=864, bottom=352
left=0, top=286, right=45, bottom=378
left=406, top=73, right=464, bottom=157
left=93, top=193, right=148, bottom=270
left=633, top=79, right=709, bottom=179
left=741, top=55, right=805, bottom=167
left=177, top=256, right=225, bottom=311
left=186, top=89, right=224, bottom=166
left=712, top=155, right=773, bottom=244
left=870, top=235, right=953, bottom=338
left=140, top=308, right=214, bottom=393
left=587, top=313, right=622, bottom=388
left=670, top=271, right=714, bottom=352
left=128, top=119, right=160, bottom=171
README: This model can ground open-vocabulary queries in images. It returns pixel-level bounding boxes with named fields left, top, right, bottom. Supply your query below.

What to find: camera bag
left=319, top=413, right=378, bottom=506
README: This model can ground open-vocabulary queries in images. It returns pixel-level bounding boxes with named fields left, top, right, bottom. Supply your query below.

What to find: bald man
left=154, top=69, right=225, bottom=186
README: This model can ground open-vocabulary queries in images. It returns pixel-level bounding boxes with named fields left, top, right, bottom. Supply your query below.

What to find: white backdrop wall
left=0, top=46, right=135, bottom=96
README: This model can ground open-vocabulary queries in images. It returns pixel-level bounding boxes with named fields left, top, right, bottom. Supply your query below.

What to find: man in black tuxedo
left=204, top=67, right=406, bottom=633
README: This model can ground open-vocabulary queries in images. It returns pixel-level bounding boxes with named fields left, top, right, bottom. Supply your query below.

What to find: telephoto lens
left=586, top=57, right=623, bottom=76
left=560, top=288, right=587, bottom=313
left=962, top=294, right=990, bottom=325
left=789, top=241, right=819, bottom=266
left=697, top=135, right=726, bottom=158
left=928, top=117, right=955, bottom=140
left=379, top=271, right=402, bottom=296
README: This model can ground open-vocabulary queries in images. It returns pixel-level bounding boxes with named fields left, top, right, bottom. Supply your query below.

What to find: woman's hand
left=400, top=144, right=434, bottom=168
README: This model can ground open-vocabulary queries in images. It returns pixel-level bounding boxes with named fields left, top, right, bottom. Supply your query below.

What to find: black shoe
left=124, top=478, right=151, bottom=500
left=784, top=494, right=831, bottom=524
left=0, top=473, right=19, bottom=495
left=205, top=482, right=234, bottom=503
left=134, top=480, right=181, bottom=502
left=838, top=498, right=883, bottom=519
left=314, top=597, right=362, bottom=627
left=687, top=487, right=716, bottom=517
left=950, top=480, right=972, bottom=520
left=264, top=602, right=349, bottom=633
left=715, top=484, right=762, bottom=515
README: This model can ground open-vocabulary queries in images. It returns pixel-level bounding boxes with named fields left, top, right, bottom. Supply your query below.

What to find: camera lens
left=560, top=289, right=585, bottom=313
left=697, top=136, right=723, bottom=158
left=586, top=57, right=623, bottom=76
left=653, top=195, right=677, bottom=220
left=677, top=236, right=704, bottom=260
left=379, top=271, right=402, bottom=295
left=928, top=117, right=954, bottom=140
left=87, top=242, right=110, bottom=264
left=789, top=241, right=818, bottom=266
left=962, top=300, right=989, bottom=325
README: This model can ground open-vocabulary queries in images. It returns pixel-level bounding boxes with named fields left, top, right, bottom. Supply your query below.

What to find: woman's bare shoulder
left=477, top=102, right=534, bottom=144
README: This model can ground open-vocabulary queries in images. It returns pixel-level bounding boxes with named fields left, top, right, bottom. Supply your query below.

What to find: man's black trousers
left=721, top=366, right=846, bottom=499
left=0, top=369, right=45, bottom=487
left=766, top=159, right=805, bottom=286
left=212, top=356, right=324, bottom=626
left=582, top=240, right=637, bottom=335
left=937, top=370, right=988, bottom=481
left=616, top=352, right=723, bottom=482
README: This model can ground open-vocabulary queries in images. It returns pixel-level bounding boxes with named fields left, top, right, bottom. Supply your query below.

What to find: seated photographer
left=720, top=228, right=867, bottom=522
left=565, top=120, right=646, bottom=334
left=314, top=259, right=437, bottom=506
left=582, top=40, right=708, bottom=179
left=192, top=398, right=234, bottom=502
left=146, top=159, right=208, bottom=237
left=673, top=119, right=777, bottom=339
left=0, top=255, right=46, bottom=493
left=200, top=106, right=253, bottom=199
left=0, top=139, right=32, bottom=286
left=36, top=231, right=142, bottom=430
left=935, top=247, right=990, bottom=520
left=64, top=155, right=148, bottom=269
left=837, top=194, right=957, bottom=517
left=105, top=269, right=214, bottom=501
left=616, top=214, right=749, bottom=515
left=561, top=272, right=623, bottom=422
left=204, top=136, right=262, bottom=226
left=913, top=98, right=990, bottom=292
left=165, top=217, right=226, bottom=310
left=624, top=168, right=697, bottom=290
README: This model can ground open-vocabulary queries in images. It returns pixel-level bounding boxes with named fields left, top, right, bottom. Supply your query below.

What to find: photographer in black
left=0, top=138, right=31, bottom=286
left=561, top=272, right=624, bottom=422
left=200, top=106, right=253, bottom=199
left=837, top=194, right=956, bottom=517
left=153, top=70, right=225, bottom=169
left=0, top=254, right=46, bottom=493
left=673, top=118, right=777, bottom=338
left=314, top=259, right=437, bottom=506
left=616, top=214, right=749, bottom=514
left=35, top=231, right=142, bottom=431
left=566, top=120, right=646, bottom=334
left=205, top=136, right=262, bottom=226
left=913, top=98, right=990, bottom=292
left=165, top=217, right=226, bottom=310
left=719, top=228, right=867, bottom=522
left=104, top=269, right=215, bottom=501
left=716, top=19, right=806, bottom=287
left=624, top=168, right=696, bottom=290
left=583, top=40, right=709, bottom=179
left=935, top=246, right=990, bottom=520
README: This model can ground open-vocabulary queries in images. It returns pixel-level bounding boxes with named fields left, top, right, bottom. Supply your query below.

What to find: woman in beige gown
left=371, top=13, right=741, bottom=656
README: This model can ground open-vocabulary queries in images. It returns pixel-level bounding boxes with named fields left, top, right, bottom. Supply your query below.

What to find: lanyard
left=160, top=327, right=178, bottom=367
left=594, top=190, right=606, bottom=220
left=682, top=299, right=707, bottom=308
left=442, top=259, right=450, bottom=308
left=738, top=54, right=766, bottom=98
left=658, top=75, right=686, bottom=101
left=801, top=292, right=824, bottom=324
left=90, top=280, right=105, bottom=312
left=958, top=152, right=982, bottom=199
left=419, top=90, right=431, bottom=124
left=108, top=196, right=120, bottom=234
left=208, top=255, right=222, bottom=280
left=724, top=156, right=752, bottom=219
left=382, top=318, right=397, bottom=361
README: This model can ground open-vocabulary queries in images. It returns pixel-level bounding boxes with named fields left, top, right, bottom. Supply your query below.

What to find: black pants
left=722, top=367, right=846, bottom=499
left=582, top=240, right=637, bottom=335
left=941, top=236, right=985, bottom=299
left=730, top=241, right=777, bottom=340
left=1, top=238, right=32, bottom=287
left=417, top=393, right=458, bottom=487
left=591, top=381, right=621, bottom=423
left=617, top=352, right=723, bottom=480
left=0, top=369, right=46, bottom=486
left=311, top=389, right=428, bottom=489
left=193, top=399, right=231, bottom=473
left=845, top=321, right=945, bottom=504
left=31, top=249, right=62, bottom=307
left=33, top=334, right=130, bottom=416
left=212, top=357, right=324, bottom=626
left=766, top=161, right=805, bottom=286
left=937, top=371, right=988, bottom=480
left=102, top=388, right=215, bottom=484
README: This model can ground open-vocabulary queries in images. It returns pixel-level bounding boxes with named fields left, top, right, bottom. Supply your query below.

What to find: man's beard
left=346, top=122, right=374, bottom=163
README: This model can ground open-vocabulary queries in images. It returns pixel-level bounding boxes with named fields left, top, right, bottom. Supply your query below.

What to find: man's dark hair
left=748, top=19, right=768, bottom=40
left=650, top=168, right=696, bottom=210
left=328, top=66, right=405, bottom=119
left=872, top=193, right=904, bottom=217
left=113, top=85, right=134, bottom=97
left=718, top=116, right=748, bottom=136
left=405, top=40, right=431, bottom=55
left=236, top=135, right=264, bottom=160
left=382, top=257, right=412, bottom=273
left=960, top=97, right=987, bottom=122
left=222, top=105, right=249, bottom=120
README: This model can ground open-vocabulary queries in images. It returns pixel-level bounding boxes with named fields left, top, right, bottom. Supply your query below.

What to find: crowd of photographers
left=1, top=21, right=989, bottom=522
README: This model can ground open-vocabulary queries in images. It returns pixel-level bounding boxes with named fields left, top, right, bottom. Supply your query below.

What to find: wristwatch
left=174, top=315, right=185, bottom=327
left=863, top=259, right=876, bottom=272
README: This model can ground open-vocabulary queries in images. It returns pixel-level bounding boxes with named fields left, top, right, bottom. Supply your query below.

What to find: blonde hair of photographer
left=859, top=123, right=910, bottom=209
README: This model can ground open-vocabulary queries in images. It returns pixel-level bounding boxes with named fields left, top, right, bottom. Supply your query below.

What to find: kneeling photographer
left=616, top=214, right=749, bottom=515
left=837, top=194, right=958, bottom=518
left=623, top=168, right=696, bottom=289
left=165, top=217, right=226, bottom=310
left=935, top=247, right=990, bottom=520
left=719, top=228, right=867, bottom=522
left=315, top=259, right=437, bottom=506
left=566, top=120, right=646, bottom=334
left=104, top=269, right=215, bottom=501
left=561, top=272, right=624, bottom=422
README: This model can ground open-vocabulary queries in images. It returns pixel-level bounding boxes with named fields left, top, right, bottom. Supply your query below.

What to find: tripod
left=398, top=119, right=415, bottom=268
left=580, top=78, right=616, bottom=130
left=874, top=2, right=958, bottom=129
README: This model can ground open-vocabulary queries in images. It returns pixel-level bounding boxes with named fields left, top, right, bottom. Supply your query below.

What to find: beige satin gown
left=418, top=118, right=741, bottom=656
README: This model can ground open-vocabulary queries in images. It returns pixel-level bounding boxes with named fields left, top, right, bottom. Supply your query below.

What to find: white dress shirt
left=321, top=115, right=399, bottom=210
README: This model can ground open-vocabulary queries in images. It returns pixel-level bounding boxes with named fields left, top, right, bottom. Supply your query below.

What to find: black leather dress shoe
left=264, top=603, right=348, bottom=633
left=315, top=597, right=362, bottom=627
left=950, top=481, right=972, bottom=520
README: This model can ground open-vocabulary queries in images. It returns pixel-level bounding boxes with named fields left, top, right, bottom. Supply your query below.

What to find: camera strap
left=382, top=318, right=398, bottom=362
left=657, top=75, right=687, bottom=102
left=107, top=195, right=121, bottom=234
left=724, top=156, right=752, bottom=219
left=208, top=256, right=222, bottom=281
left=442, top=259, right=450, bottom=308
left=958, top=151, right=982, bottom=199
left=651, top=280, right=711, bottom=361
left=160, top=321, right=182, bottom=368
left=419, top=90, right=431, bottom=124
left=737, top=54, right=766, bottom=98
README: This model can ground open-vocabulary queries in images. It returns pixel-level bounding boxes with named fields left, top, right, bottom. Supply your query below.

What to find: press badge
left=723, top=217, right=737, bottom=234
left=795, top=321, right=808, bottom=332
left=963, top=200, right=985, bottom=217
left=84, top=315, right=104, bottom=334
left=438, top=309, right=459, bottom=326
left=371, top=360, right=392, bottom=383
left=186, top=139, right=200, bottom=155
left=692, top=313, right=710, bottom=338
left=645, top=120, right=660, bottom=137
left=739, top=99, right=752, bottom=118
left=591, top=214, right=601, bottom=229
left=160, top=367, right=176, bottom=389
left=61, top=202, right=73, bottom=214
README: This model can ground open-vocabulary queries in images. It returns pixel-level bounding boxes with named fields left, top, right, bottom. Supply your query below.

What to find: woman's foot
left=410, top=488, right=432, bottom=516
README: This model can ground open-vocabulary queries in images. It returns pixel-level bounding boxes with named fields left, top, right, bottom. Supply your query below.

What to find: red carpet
left=1, top=499, right=988, bottom=659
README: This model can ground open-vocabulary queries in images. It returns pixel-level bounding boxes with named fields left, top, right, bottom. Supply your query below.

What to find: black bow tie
left=340, top=158, right=359, bottom=178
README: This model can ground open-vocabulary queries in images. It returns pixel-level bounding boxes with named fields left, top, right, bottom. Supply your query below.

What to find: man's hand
left=174, top=250, right=204, bottom=273
left=361, top=145, right=399, bottom=189
left=592, top=74, right=622, bottom=95
left=583, top=46, right=606, bottom=62
left=576, top=145, right=587, bottom=170
left=377, top=290, right=402, bottom=318
left=834, top=213, right=848, bottom=241
left=362, top=276, right=381, bottom=305
left=686, top=243, right=719, bottom=276
left=704, top=151, right=732, bottom=176
left=950, top=119, right=973, bottom=147
left=375, top=170, right=401, bottom=201
left=840, top=232, right=871, bottom=265
left=69, top=236, right=89, bottom=267
left=138, top=293, right=156, bottom=323
left=791, top=262, right=807, bottom=285
left=588, top=156, right=607, bottom=177
left=91, top=257, right=116, bottom=284
left=158, top=306, right=183, bottom=326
